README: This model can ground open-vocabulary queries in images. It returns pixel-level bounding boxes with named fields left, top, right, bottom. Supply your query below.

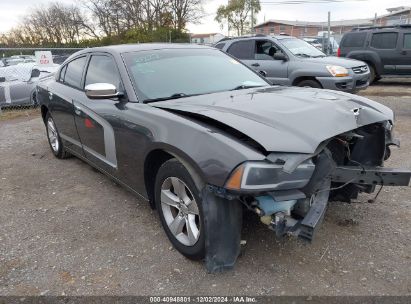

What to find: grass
left=0, top=107, right=40, bottom=122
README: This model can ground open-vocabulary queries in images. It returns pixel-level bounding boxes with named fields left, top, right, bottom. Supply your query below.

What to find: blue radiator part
left=255, top=196, right=297, bottom=216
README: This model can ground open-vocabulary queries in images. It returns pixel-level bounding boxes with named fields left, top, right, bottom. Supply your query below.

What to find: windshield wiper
left=231, top=85, right=264, bottom=91
left=143, top=93, right=197, bottom=104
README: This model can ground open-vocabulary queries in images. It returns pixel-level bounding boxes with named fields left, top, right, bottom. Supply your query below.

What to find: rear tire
left=45, top=112, right=70, bottom=159
left=297, top=79, right=322, bottom=89
left=154, top=159, right=205, bottom=260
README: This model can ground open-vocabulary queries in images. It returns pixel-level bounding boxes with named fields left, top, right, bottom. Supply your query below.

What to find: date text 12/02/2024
left=149, top=296, right=257, bottom=303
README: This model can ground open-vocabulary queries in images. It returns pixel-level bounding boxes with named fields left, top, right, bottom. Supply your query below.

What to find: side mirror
left=85, top=83, right=123, bottom=99
left=0, top=77, right=5, bottom=83
left=273, top=53, right=287, bottom=61
left=31, top=69, right=40, bottom=78
left=258, top=70, right=267, bottom=77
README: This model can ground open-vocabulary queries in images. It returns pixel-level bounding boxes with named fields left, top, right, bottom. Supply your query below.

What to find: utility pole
left=374, top=13, right=377, bottom=25
left=327, top=11, right=331, bottom=56
left=251, top=0, right=255, bottom=35
left=227, top=0, right=230, bottom=37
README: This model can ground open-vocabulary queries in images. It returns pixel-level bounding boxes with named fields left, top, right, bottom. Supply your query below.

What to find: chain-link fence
left=0, top=48, right=81, bottom=120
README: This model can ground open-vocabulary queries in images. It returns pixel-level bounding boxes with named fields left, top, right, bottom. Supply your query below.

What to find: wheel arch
left=144, top=147, right=206, bottom=208
left=292, top=76, right=323, bottom=87
left=40, top=105, right=49, bottom=124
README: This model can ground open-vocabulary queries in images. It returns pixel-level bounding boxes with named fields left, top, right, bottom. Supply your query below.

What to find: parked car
left=302, top=37, right=323, bottom=50
left=303, top=35, right=339, bottom=55
left=215, top=35, right=370, bottom=93
left=338, top=25, right=411, bottom=83
left=2, top=55, right=36, bottom=66
left=37, top=44, right=410, bottom=272
left=0, top=63, right=58, bottom=108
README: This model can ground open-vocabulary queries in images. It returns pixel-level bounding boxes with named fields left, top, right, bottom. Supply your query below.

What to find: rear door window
left=404, top=33, right=411, bottom=49
left=64, top=56, right=87, bottom=89
left=371, top=32, right=398, bottom=49
left=341, top=32, right=367, bottom=47
left=227, top=40, right=255, bottom=59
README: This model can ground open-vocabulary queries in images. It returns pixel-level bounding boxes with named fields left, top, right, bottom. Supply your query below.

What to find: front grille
left=352, top=65, right=368, bottom=74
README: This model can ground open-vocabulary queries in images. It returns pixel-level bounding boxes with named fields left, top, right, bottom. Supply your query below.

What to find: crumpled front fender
left=201, top=187, right=243, bottom=273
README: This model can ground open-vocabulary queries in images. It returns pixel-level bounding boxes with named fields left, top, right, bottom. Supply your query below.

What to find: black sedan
left=37, top=44, right=410, bottom=272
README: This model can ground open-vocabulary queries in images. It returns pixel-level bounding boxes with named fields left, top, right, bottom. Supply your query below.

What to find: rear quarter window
left=404, top=33, right=411, bottom=49
left=227, top=40, right=255, bottom=59
left=371, top=32, right=398, bottom=49
left=341, top=32, right=367, bottom=48
left=58, top=65, right=67, bottom=82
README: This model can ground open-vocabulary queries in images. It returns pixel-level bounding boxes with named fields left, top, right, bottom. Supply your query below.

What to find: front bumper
left=331, top=166, right=411, bottom=186
left=316, top=70, right=370, bottom=92
left=252, top=165, right=411, bottom=242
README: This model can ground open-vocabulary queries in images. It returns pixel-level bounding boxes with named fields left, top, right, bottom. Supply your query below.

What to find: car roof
left=348, top=24, right=411, bottom=33
left=217, top=35, right=296, bottom=45
left=73, top=43, right=215, bottom=56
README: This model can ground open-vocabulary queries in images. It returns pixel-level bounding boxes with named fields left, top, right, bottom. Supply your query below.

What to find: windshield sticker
left=134, top=53, right=160, bottom=64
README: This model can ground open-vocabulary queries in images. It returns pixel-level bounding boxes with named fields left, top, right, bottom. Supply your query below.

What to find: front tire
left=297, top=79, right=322, bottom=88
left=154, top=159, right=205, bottom=260
left=45, top=112, right=69, bottom=159
left=368, top=65, right=378, bottom=84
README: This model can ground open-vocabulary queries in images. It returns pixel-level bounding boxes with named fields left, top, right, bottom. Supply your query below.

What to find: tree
left=170, top=0, right=205, bottom=31
left=0, top=0, right=204, bottom=47
left=215, top=0, right=261, bottom=36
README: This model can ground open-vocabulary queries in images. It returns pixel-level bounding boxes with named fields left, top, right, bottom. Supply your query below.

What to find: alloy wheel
left=160, top=177, right=201, bottom=246
left=47, top=117, right=59, bottom=153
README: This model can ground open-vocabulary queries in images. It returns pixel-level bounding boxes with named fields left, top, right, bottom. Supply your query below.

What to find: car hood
left=152, top=86, right=393, bottom=154
left=301, top=56, right=365, bottom=68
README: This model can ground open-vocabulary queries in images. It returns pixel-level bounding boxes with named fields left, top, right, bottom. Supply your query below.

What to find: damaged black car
left=37, top=44, right=411, bottom=272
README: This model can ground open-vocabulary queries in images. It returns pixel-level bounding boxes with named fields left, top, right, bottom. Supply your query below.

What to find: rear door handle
left=251, top=63, right=260, bottom=67
left=74, top=105, right=82, bottom=116
left=401, top=50, right=407, bottom=55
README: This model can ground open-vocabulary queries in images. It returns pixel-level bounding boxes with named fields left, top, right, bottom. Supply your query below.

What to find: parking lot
left=0, top=80, right=410, bottom=296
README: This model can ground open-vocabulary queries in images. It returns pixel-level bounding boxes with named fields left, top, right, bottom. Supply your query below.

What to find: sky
left=0, top=0, right=410, bottom=34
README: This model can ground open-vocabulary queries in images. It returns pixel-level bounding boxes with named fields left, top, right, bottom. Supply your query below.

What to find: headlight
left=326, top=65, right=349, bottom=77
left=225, top=160, right=315, bottom=191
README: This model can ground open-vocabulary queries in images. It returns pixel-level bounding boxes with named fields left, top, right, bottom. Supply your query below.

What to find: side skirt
left=65, top=146, right=149, bottom=203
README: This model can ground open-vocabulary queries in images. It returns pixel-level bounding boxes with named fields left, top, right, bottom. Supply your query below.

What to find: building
left=190, top=33, right=225, bottom=45
left=254, top=6, right=411, bottom=37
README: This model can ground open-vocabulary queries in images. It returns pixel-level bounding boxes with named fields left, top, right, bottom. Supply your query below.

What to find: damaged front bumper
left=251, top=165, right=411, bottom=242
left=204, top=121, right=410, bottom=272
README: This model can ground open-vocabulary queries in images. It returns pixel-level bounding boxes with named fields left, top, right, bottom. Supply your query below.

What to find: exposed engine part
left=327, top=122, right=390, bottom=202
left=254, top=196, right=297, bottom=216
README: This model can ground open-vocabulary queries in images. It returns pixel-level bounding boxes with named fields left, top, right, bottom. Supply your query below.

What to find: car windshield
left=281, top=38, right=326, bottom=58
left=122, top=48, right=269, bottom=102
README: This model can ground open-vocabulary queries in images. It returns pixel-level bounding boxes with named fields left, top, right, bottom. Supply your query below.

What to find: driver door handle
left=251, top=63, right=260, bottom=67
